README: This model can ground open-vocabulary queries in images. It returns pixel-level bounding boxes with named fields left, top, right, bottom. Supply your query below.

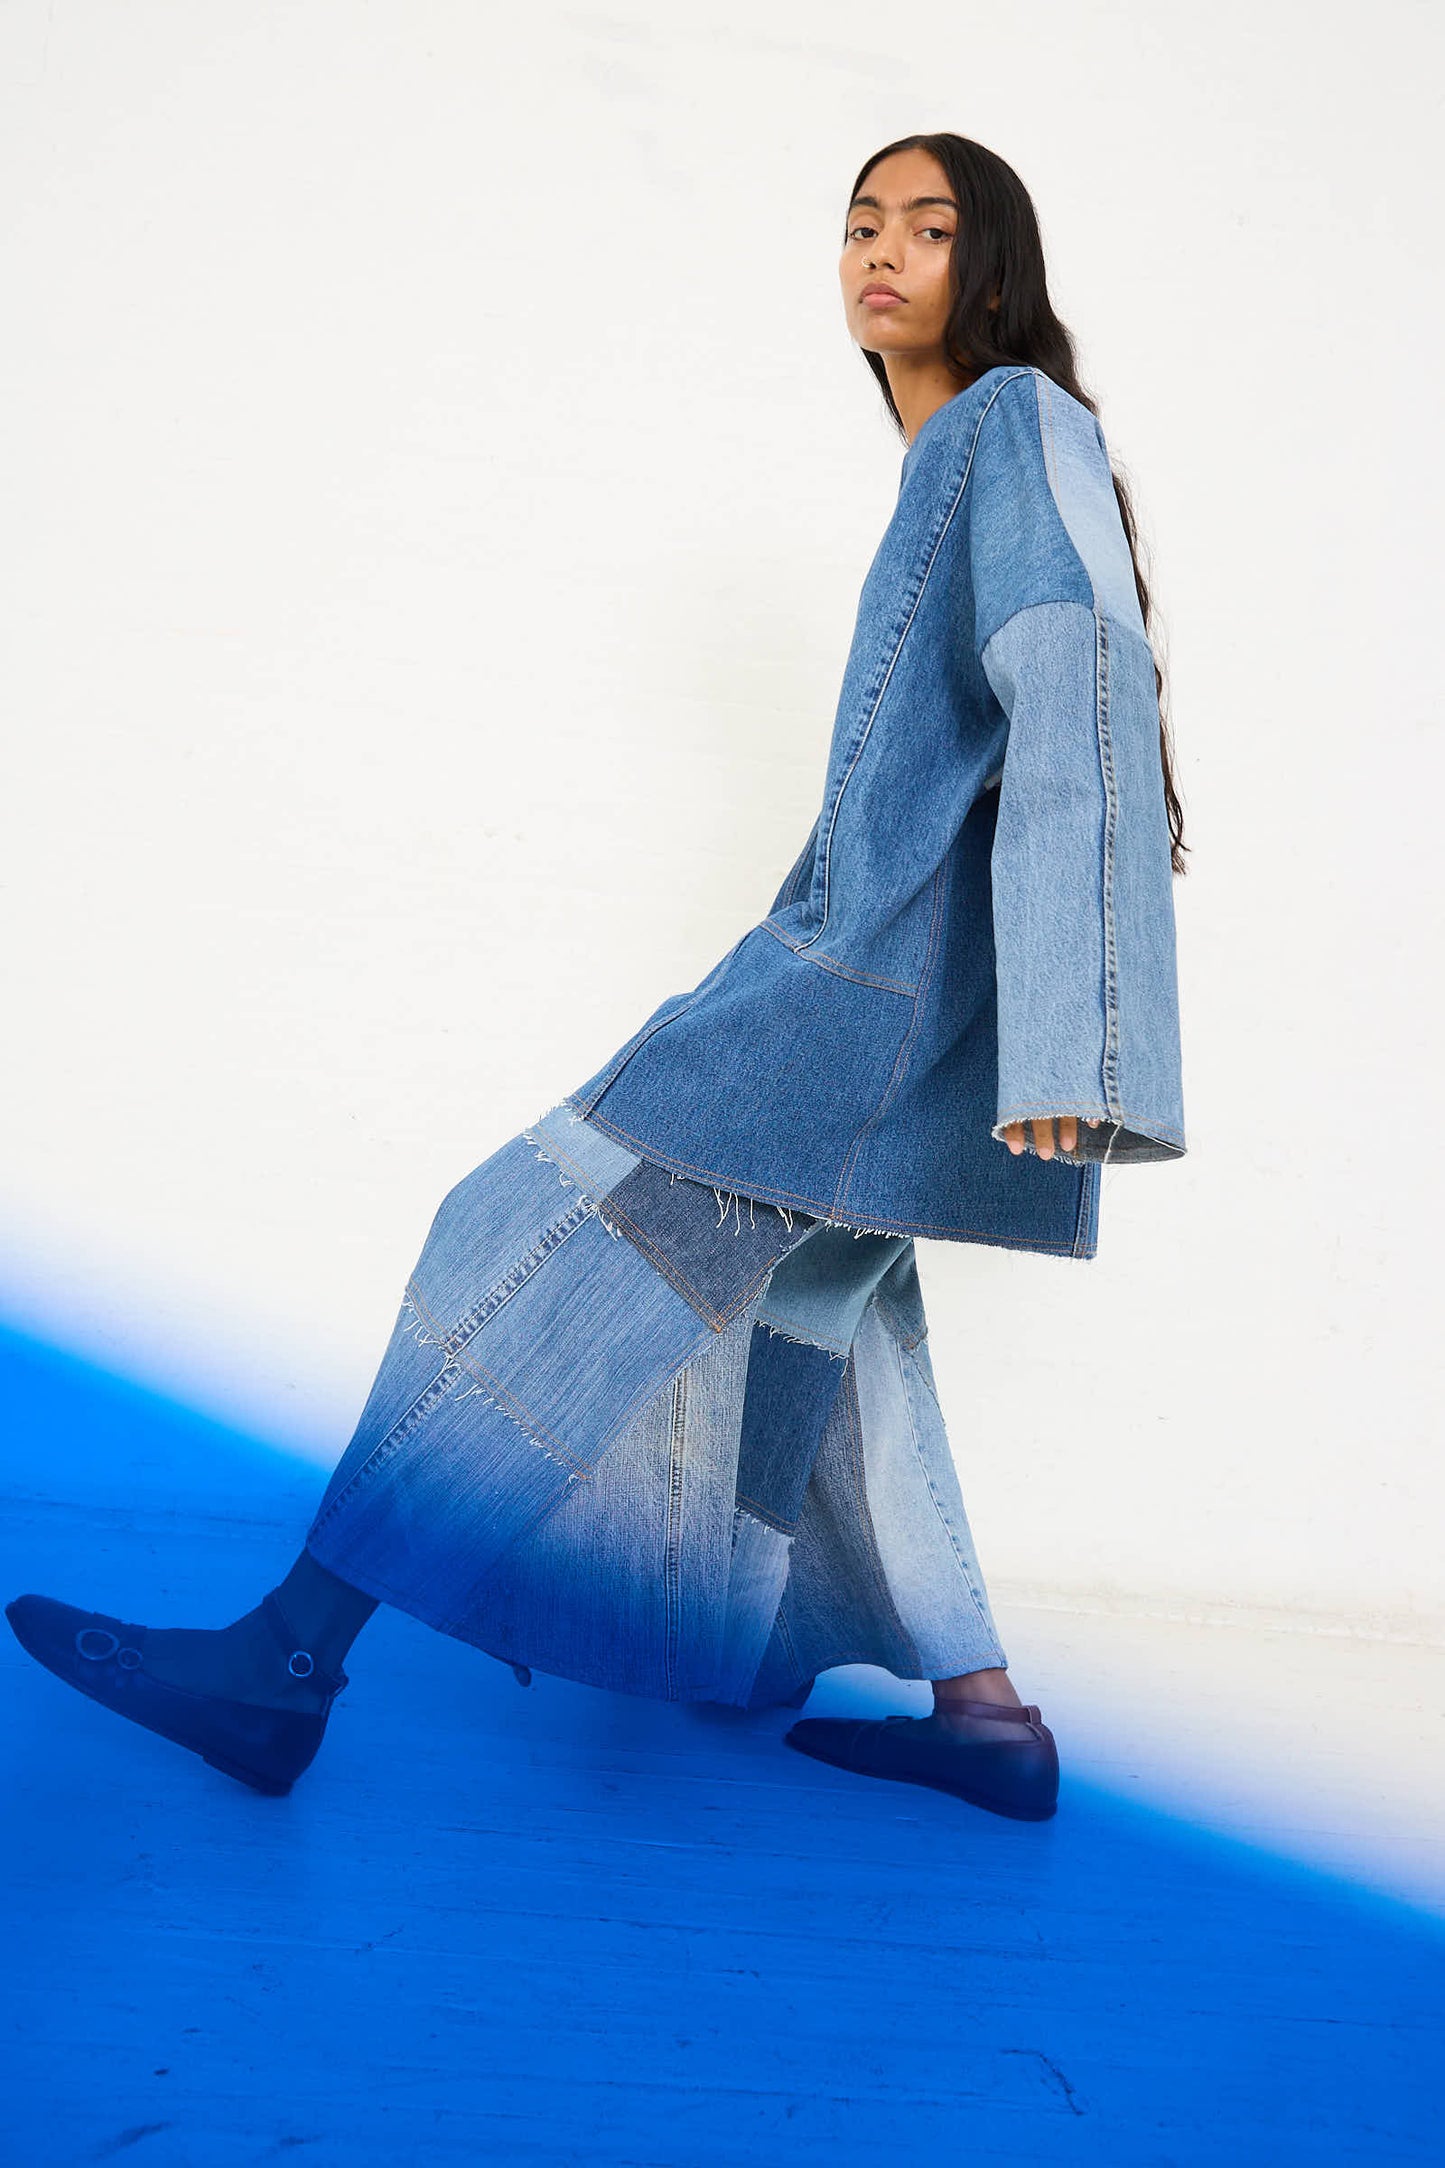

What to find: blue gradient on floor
left=1, top=1319, right=1440, bottom=2164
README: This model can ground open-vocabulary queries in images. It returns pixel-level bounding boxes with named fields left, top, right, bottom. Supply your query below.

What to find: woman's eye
left=845, top=221, right=951, bottom=244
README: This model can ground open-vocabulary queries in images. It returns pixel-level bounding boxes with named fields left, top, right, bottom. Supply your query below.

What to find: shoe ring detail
left=287, top=1650, right=315, bottom=1679
left=75, top=1628, right=120, bottom=1661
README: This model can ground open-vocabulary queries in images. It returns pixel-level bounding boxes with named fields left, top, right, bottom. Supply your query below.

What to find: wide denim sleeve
left=972, top=373, right=1187, bottom=1165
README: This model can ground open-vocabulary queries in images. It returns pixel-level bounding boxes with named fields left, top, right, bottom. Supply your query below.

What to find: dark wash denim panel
left=597, top=1154, right=817, bottom=1332
left=569, top=365, right=1186, bottom=1257
left=735, top=1326, right=848, bottom=1536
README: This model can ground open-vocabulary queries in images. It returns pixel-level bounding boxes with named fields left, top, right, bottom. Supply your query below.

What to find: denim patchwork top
left=570, top=365, right=1187, bottom=1259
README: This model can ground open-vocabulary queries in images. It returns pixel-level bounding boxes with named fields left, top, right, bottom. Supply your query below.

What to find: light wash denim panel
left=305, top=1102, right=1006, bottom=1708
left=569, top=365, right=1187, bottom=1259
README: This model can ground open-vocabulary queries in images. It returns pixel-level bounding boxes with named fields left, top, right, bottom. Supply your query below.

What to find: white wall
left=3, top=1, right=1440, bottom=1639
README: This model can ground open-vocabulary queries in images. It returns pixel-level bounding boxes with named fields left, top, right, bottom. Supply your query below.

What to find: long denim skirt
left=304, top=1099, right=1008, bottom=1711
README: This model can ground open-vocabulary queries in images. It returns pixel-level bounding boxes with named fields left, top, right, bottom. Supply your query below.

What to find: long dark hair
left=847, top=133, right=1188, bottom=873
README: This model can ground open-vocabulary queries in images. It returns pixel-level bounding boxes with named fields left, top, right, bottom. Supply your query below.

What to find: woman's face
left=839, top=147, right=959, bottom=363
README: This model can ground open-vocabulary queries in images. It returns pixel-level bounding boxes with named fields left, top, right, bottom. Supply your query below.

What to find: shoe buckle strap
left=260, top=1590, right=346, bottom=1695
left=934, top=1695, right=1043, bottom=1724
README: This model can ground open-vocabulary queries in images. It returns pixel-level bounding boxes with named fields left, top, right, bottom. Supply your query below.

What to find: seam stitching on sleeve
left=1095, top=608, right=1123, bottom=1115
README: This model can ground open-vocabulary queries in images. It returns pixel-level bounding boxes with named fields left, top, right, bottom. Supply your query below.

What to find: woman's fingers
left=1001, top=1114, right=1105, bottom=1156
left=1002, top=1115, right=1104, bottom=1155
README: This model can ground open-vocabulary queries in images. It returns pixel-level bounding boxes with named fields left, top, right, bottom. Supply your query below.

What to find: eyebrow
left=847, top=194, right=959, bottom=214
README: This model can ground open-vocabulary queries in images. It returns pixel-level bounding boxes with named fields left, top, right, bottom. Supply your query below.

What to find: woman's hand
left=1001, top=1115, right=1102, bottom=1160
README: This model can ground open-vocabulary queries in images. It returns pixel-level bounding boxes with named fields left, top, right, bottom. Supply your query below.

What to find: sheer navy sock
left=138, top=1548, right=378, bottom=1710
left=271, top=1547, right=379, bottom=1678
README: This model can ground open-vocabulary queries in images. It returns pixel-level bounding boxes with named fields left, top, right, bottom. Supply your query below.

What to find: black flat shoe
left=783, top=1695, right=1060, bottom=1821
left=5, top=1589, right=348, bottom=1796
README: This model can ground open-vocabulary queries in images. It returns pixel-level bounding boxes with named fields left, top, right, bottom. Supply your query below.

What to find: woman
left=7, top=133, right=1187, bottom=1824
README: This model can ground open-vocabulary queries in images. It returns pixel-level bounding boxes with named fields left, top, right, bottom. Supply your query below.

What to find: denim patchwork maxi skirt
left=304, top=1099, right=1009, bottom=1711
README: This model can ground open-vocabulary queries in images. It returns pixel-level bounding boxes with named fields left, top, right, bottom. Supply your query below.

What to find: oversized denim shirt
left=570, top=364, right=1187, bottom=1259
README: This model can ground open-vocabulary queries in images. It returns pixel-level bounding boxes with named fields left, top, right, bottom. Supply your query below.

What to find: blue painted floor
left=2, top=1323, right=1441, bottom=2164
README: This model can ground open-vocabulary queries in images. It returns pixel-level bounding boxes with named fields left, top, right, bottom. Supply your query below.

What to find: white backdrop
left=3, top=1, right=1439, bottom=1639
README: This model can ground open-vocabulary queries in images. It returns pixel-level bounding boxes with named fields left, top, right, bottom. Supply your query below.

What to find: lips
left=860, top=283, right=905, bottom=307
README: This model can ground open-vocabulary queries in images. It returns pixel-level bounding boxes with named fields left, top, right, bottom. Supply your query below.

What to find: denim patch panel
left=755, top=1224, right=911, bottom=1357
left=525, top=1100, right=643, bottom=1203
left=735, top=1324, right=850, bottom=1535
left=596, top=1152, right=817, bottom=1332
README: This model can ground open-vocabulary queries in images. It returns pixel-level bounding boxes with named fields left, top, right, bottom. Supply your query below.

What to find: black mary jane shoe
left=4, top=1588, right=348, bottom=1796
left=783, top=1695, right=1060, bottom=1821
